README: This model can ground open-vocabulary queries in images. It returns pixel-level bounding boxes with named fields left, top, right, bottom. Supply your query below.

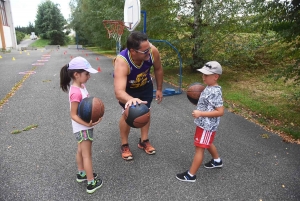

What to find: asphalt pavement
left=0, top=43, right=299, bottom=201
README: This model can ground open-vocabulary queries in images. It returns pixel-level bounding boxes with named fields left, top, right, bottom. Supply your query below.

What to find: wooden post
left=0, top=11, right=6, bottom=50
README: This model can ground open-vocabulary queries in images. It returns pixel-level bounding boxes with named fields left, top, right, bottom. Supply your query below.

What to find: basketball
left=186, top=82, right=206, bottom=105
left=124, top=103, right=150, bottom=128
left=77, top=97, right=105, bottom=123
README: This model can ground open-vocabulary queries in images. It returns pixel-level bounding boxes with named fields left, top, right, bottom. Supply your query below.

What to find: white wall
left=4, top=26, right=12, bottom=48
left=0, top=26, right=13, bottom=49
left=0, top=0, right=17, bottom=50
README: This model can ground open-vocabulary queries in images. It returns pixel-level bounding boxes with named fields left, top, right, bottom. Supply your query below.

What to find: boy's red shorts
left=194, top=126, right=216, bottom=148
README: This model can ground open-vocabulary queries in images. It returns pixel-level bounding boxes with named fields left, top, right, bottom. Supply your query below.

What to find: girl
left=60, top=56, right=103, bottom=193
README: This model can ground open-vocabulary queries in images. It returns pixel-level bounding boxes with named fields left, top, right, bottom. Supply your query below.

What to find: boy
left=176, top=61, right=224, bottom=182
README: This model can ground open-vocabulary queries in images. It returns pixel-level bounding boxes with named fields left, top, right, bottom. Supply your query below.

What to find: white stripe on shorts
left=200, top=130, right=213, bottom=145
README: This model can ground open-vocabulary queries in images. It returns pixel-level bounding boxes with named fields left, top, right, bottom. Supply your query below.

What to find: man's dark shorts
left=119, top=80, right=153, bottom=109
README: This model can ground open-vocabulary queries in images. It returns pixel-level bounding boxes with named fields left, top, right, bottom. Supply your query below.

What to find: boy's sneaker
left=76, top=173, right=98, bottom=182
left=138, top=138, right=156, bottom=155
left=176, top=171, right=196, bottom=182
left=204, top=159, right=223, bottom=169
left=121, top=144, right=133, bottom=160
left=86, top=178, right=103, bottom=194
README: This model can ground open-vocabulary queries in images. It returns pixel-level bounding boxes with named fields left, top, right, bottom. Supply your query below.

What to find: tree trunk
left=191, top=0, right=205, bottom=71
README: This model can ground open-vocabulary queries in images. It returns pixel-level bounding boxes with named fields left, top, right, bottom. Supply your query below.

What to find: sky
left=10, top=0, right=71, bottom=27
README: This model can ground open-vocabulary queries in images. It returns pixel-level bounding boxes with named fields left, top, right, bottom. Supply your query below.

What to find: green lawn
left=29, top=39, right=50, bottom=47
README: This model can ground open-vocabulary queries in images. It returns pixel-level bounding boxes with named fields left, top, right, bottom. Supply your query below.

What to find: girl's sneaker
left=87, top=178, right=103, bottom=194
left=76, top=173, right=98, bottom=182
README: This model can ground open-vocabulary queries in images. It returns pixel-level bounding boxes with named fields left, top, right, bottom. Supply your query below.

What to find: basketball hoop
left=103, top=20, right=127, bottom=41
left=103, top=20, right=128, bottom=54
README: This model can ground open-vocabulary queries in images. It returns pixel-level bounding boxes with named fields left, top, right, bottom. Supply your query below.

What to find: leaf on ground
left=23, top=124, right=38, bottom=131
left=261, top=133, right=270, bottom=139
left=11, top=130, right=22, bottom=134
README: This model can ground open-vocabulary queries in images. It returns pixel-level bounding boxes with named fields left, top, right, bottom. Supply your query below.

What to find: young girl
left=60, top=56, right=103, bottom=193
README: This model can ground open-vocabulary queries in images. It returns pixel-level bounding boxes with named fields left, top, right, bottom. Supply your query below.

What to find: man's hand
left=155, top=90, right=163, bottom=104
left=125, top=98, right=148, bottom=108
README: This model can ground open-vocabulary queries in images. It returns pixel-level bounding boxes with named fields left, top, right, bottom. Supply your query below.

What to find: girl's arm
left=70, top=101, right=102, bottom=127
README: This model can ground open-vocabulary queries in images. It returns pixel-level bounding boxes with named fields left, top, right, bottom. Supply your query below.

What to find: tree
left=35, top=0, right=68, bottom=45
left=253, top=0, right=300, bottom=88
left=68, top=0, right=299, bottom=84
left=69, top=0, right=124, bottom=47
left=264, top=0, right=300, bottom=41
left=174, top=0, right=259, bottom=70
left=191, top=0, right=205, bottom=69
left=69, top=0, right=182, bottom=48
left=27, top=22, right=36, bottom=35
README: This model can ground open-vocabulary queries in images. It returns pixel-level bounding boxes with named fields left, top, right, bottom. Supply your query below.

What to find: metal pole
left=76, top=33, right=79, bottom=49
left=141, top=10, right=147, bottom=33
left=149, top=39, right=183, bottom=94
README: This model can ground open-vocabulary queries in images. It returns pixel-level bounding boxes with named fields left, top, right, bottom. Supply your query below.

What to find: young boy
left=176, top=61, right=224, bottom=182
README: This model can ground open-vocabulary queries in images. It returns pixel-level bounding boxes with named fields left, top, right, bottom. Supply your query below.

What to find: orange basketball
left=186, top=83, right=206, bottom=105
left=77, top=97, right=105, bottom=123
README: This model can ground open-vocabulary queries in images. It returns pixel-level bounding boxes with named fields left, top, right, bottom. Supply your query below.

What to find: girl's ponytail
left=60, top=64, right=71, bottom=92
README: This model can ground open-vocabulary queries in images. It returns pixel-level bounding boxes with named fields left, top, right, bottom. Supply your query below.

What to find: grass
left=28, top=36, right=74, bottom=48
left=24, top=34, right=30, bottom=40
left=86, top=47, right=116, bottom=57
left=29, top=39, right=50, bottom=47
left=11, top=124, right=38, bottom=134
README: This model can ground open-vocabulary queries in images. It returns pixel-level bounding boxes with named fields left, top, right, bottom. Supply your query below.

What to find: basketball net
left=103, top=20, right=127, bottom=54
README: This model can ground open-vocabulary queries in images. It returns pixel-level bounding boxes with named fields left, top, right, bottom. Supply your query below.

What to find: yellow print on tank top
left=130, top=69, right=149, bottom=88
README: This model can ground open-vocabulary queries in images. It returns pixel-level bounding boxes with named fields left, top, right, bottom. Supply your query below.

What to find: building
left=0, top=0, right=17, bottom=50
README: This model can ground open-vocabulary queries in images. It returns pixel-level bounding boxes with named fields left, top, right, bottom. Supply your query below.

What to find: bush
left=39, top=33, right=49, bottom=39
left=16, top=31, right=26, bottom=44
left=48, top=30, right=67, bottom=45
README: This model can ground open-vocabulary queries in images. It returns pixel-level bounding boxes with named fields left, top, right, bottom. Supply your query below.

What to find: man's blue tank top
left=117, top=48, right=154, bottom=89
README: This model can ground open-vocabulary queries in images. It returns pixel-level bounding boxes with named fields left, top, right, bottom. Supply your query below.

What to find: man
left=114, top=31, right=163, bottom=160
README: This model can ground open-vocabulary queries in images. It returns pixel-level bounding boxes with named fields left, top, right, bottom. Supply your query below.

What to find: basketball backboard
left=124, top=0, right=141, bottom=31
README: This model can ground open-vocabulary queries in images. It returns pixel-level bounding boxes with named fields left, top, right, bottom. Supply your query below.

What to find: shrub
left=16, top=31, right=26, bottom=44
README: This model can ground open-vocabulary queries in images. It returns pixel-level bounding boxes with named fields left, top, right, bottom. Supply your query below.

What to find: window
left=0, top=0, right=8, bottom=26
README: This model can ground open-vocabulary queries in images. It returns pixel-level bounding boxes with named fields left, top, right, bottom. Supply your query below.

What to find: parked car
left=30, top=32, right=37, bottom=40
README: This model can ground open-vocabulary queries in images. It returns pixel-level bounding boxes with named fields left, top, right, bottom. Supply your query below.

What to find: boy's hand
left=192, top=110, right=201, bottom=118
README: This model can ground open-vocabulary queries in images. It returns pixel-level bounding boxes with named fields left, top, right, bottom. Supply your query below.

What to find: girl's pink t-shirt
left=69, top=85, right=93, bottom=133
